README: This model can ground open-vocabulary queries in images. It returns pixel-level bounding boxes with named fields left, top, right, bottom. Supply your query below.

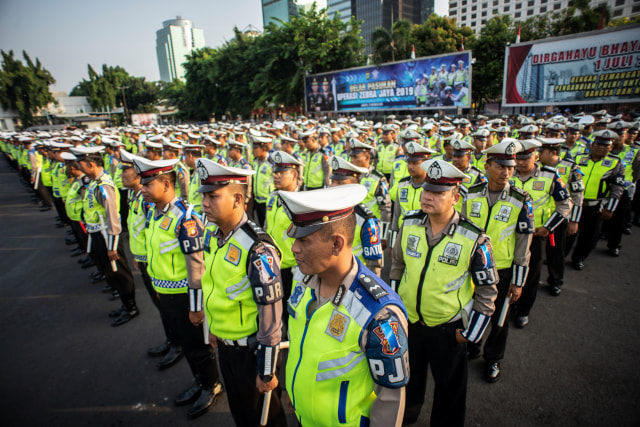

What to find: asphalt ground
left=1, top=157, right=639, bottom=427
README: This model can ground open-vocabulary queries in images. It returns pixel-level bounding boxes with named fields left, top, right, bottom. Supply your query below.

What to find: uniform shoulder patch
left=403, top=209, right=426, bottom=220
left=467, top=182, right=486, bottom=194
left=358, top=273, right=389, bottom=300
left=457, top=216, right=483, bottom=234
left=354, top=203, right=375, bottom=219
left=371, top=170, right=384, bottom=180
left=398, top=176, right=411, bottom=183
left=510, top=186, right=527, bottom=201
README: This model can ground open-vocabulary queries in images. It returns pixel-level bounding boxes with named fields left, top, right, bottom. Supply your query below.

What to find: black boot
left=187, top=382, right=223, bottom=419
left=147, top=341, right=170, bottom=357
left=157, top=344, right=183, bottom=370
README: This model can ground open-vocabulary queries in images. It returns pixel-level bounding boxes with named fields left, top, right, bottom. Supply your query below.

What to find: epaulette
left=370, top=169, right=384, bottom=180
left=404, top=209, right=426, bottom=220
left=456, top=216, right=484, bottom=234
left=241, top=220, right=282, bottom=260
left=358, top=273, right=389, bottom=300
left=540, top=165, right=559, bottom=178
left=467, top=181, right=487, bottom=194
left=510, top=185, right=528, bottom=201
left=398, top=175, right=412, bottom=184
left=607, top=153, right=621, bottom=161
left=355, top=203, right=375, bottom=219
left=559, top=158, right=576, bottom=167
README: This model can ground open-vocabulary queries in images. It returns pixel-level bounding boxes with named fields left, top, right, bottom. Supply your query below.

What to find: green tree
left=250, top=5, right=364, bottom=111
left=470, top=15, right=515, bottom=109
left=0, top=50, right=56, bottom=128
left=371, top=19, right=413, bottom=63
left=411, top=15, right=474, bottom=57
left=71, top=65, right=159, bottom=116
left=551, top=0, right=610, bottom=36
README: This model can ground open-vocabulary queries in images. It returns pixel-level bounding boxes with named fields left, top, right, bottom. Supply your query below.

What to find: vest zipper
left=338, top=380, right=349, bottom=424
left=239, top=301, right=243, bottom=325
left=290, top=290, right=317, bottom=418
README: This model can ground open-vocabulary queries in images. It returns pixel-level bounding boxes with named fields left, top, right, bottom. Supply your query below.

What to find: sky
left=0, top=0, right=448, bottom=94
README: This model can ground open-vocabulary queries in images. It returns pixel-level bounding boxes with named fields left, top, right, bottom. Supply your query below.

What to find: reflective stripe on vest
left=399, top=218, right=476, bottom=325
left=203, top=226, right=259, bottom=340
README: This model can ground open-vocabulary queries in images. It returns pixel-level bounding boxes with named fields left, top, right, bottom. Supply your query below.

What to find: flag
left=598, top=9, right=605, bottom=30
left=367, top=54, right=371, bottom=65
left=411, top=45, right=416, bottom=60
left=515, top=26, right=521, bottom=44
left=461, top=37, right=464, bottom=51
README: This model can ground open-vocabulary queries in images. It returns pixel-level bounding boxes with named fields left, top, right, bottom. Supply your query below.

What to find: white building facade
left=448, top=0, right=640, bottom=34
left=156, top=16, right=206, bottom=82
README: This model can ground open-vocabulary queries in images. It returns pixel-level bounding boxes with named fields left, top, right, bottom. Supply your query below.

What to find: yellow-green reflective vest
left=286, top=259, right=402, bottom=427
left=128, top=190, right=148, bottom=260
left=65, top=178, right=84, bottom=222
left=202, top=224, right=260, bottom=340
left=376, top=143, right=399, bottom=174
left=510, top=168, right=556, bottom=228
left=464, top=185, right=526, bottom=270
left=52, top=162, right=70, bottom=198
left=303, top=150, right=324, bottom=189
left=252, top=159, right=274, bottom=203
left=187, top=170, right=202, bottom=214
left=576, top=154, right=620, bottom=200
left=361, top=172, right=384, bottom=219
left=265, top=194, right=296, bottom=269
left=389, top=158, right=409, bottom=202
left=83, top=173, right=120, bottom=233
left=145, top=203, right=189, bottom=294
left=395, top=178, right=423, bottom=229
left=399, top=212, right=477, bottom=325
left=471, top=153, right=486, bottom=172
left=41, top=157, right=53, bottom=186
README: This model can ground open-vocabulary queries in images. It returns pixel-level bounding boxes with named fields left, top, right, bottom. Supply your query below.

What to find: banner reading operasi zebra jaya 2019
left=503, top=24, right=640, bottom=107
left=305, top=51, right=472, bottom=113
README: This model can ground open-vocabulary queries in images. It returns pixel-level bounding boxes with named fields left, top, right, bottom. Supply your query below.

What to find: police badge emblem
left=326, top=309, right=349, bottom=342
left=505, top=142, right=517, bottom=155
left=470, top=201, right=482, bottom=217
left=427, top=162, right=443, bottom=180
left=533, top=181, right=545, bottom=191
left=453, top=140, right=461, bottom=150
left=331, top=156, right=340, bottom=170
left=274, top=152, right=282, bottom=164
left=406, top=144, right=415, bottom=154
left=196, top=160, right=209, bottom=180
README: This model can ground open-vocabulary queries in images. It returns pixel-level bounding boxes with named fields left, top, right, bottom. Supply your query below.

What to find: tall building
left=262, top=0, right=299, bottom=27
left=156, top=16, right=205, bottom=83
left=448, top=0, right=640, bottom=35
left=327, top=0, right=354, bottom=24
left=350, top=0, right=435, bottom=52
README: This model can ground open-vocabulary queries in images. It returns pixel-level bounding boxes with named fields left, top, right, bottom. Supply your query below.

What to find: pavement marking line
left=0, top=295, right=64, bottom=301
left=52, top=404, right=172, bottom=413
left=0, top=248, right=42, bottom=250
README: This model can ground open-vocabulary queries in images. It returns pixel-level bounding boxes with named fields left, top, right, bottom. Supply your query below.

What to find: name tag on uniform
left=438, top=243, right=462, bottom=266
left=470, top=201, right=482, bottom=218
left=406, top=234, right=421, bottom=258
left=494, top=206, right=512, bottom=222
left=399, top=188, right=408, bottom=203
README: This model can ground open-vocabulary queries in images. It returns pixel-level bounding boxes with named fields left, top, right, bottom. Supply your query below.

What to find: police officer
left=279, top=184, right=409, bottom=427
left=227, top=139, right=252, bottom=170
left=119, top=149, right=183, bottom=367
left=133, top=156, right=222, bottom=419
left=537, top=138, right=584, bottom=295
left=60, top=152, right=87, bottom=257
left=161, top=139, right=190, bottom=199
left=250, top=135, right=274, bottom=227
left=510, top=139, right=571, bottom=327
left=329, top=156, right=385, bottom=276
left=202, top=135, right=227, bottom=166
left=562, top=122, right=587, bottom=160
left=182, top=142, right=206, bottom=215
left=349, top=139, right=392, bottom=248
left=571, top=129, right=625, bottom=270
left=299, top=129, right=330, bottom=191
left=196, top=158, right=286, bottom=427
left=265, top=151, right=304, bottom=325
left=390, top=159, right=498, bottom=426
left=462, top=139, right=534, bottom=382
left=451, top=139, right=486, bottom=210
left=390, top=141, right=434, bottom=248
left=376, top=124, right=401, bottom=182
left=71, top=146, right=138, bottom=326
